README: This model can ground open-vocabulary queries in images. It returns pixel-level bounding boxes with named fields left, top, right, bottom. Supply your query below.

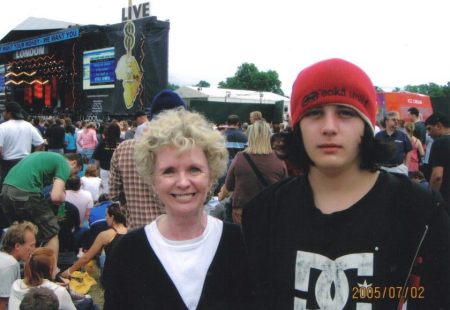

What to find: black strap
left=243, top=153, right=270, bottom=187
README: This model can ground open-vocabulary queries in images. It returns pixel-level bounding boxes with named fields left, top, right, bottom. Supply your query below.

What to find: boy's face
left=299, top=104, right=365, bottom=172
left=426, top=123, right=442, bottom=139
left=67, top=159, right=81, bottom=176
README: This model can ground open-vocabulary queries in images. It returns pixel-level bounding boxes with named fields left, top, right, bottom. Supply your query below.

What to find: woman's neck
left=111, top=222, right=126, bottom=233
left=157, top=212, right=208, bottom=241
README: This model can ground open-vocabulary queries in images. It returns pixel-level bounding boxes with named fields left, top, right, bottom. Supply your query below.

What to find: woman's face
left=153, top=145, right=212, bottom=218
left=300, top=104, right=365, bottom=172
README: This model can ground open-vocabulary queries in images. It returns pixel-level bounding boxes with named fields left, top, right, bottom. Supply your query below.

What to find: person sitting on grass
left=8, top=247, right=76, bottom=310
left=61, top=203, right=127, bottom=288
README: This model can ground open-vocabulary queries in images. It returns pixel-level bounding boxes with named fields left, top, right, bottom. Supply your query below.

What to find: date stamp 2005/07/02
left=352, top=286, right=425, bottom=300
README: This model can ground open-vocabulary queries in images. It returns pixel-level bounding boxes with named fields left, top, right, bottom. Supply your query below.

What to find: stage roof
left=1, top=17, right=79, bottom=43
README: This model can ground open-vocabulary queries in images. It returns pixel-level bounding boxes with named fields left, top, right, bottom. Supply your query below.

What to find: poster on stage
left=81, top=17, right=169, bottom=116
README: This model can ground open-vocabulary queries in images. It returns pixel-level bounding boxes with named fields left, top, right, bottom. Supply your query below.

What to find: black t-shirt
left=224, top=128, right=248, bottom=160
left=243, top=171, right=450, bottom=309
left=414, top=121, right=427, bottom=145
left=45, top=125, right=66, bottom=149
left=429, top=135, right=450, bottom=203
left=375, top=130, right=412, bottom=165
left=58, top=201, right=80, bottom=252
left=93, top=142, right=118, bottom=170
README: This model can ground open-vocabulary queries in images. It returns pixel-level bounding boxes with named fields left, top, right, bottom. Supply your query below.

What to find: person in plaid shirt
left=108, top=89, right=187, bottom=228
left=109, top=139, right=164, bottom=228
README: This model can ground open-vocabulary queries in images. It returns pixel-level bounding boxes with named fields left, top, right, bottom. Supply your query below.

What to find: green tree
left=374, top=86, right=384, bottom=93
left=404, top=82, right=450, bottom=97
left=168, top=83, right=179, bottom=90
left=195, top=80, right=210, bottom=88
left=219, top=63, right=284, bottom=95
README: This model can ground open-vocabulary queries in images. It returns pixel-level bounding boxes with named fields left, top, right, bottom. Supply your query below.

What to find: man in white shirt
left=134, top=110, right=149, bottom=139
left=0, top=221, right=37, bottom=310
left=64, top=176, right=94, bottom=226
left=0, top=102, right=44, bottom=181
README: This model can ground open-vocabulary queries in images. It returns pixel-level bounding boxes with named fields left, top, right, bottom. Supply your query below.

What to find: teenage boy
left=242, top=58, right=450, bottom=309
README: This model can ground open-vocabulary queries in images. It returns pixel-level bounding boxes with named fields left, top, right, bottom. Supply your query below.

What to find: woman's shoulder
left=234, top=151, right=245, bottom=160
left=99, top=228, right=119, bottom=240
left=40, top=279, right=67, bottom=293
left=11, top=278, right=26, bottom=290
left=116, top=227, right=146, bottom=245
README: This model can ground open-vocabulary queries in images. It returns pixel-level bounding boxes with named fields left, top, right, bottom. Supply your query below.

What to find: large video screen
left=0, top=65, right=5, bottom=95
left=83, top=47, right=116, bottom=90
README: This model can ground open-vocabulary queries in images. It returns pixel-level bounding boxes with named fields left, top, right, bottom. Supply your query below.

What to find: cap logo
left=301, top=87, right=369, bottom=107
left=349, top=91, right=369, bottom=107
left=302, top=91, right=319, bottom=106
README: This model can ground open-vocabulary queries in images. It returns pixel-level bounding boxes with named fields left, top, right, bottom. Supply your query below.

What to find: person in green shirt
left=1, top=152, right=81, bottom=262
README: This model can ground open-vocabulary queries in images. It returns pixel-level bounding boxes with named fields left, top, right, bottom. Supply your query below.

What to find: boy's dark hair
left=407, top=107, right=420, bottom=117
left=287, top=122, right=395, bottom=173
left=425, top=112, right=450, bottom=127
left=65, top=153, right=83, bottom=169
left=227, top=115, right=240, bottom=126
left=65, top=175, right=81, bottom=191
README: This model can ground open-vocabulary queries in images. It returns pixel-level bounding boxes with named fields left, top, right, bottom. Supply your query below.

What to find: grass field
left=89, top=263, right=105, bottom=309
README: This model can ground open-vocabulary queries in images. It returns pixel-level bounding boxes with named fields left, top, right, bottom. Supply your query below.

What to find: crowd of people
left=0, top=59, right=449, bottom=309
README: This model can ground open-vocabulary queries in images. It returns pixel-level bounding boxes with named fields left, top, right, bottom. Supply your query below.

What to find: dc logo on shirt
left=294, top=251, right=374, bottom=309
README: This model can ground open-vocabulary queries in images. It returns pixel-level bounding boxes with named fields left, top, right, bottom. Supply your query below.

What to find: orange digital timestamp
left=352, top=286, right=425, bottom=300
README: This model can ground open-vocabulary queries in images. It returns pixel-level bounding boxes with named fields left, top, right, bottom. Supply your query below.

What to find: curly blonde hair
left=134, top=109, right=228, bottom=186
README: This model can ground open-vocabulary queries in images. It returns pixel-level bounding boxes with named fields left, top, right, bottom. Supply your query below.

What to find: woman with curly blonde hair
left=105, top=109, right=251, bottom=309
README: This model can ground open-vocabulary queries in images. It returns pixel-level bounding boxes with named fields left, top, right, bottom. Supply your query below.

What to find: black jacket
left=45, top=124, right=65, bottom=149
left=104, top=222, right=252, bottom=310
left=243, top=171, right=450, bottom=309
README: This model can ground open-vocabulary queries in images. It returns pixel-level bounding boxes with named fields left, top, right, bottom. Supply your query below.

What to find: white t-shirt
left=0, top=251, right=20, bottom=298
left=9, top=279, right=76, bottom=310
left=81, top=176, right=102, bottom=201
left=145, top=215, right=223, bottom=310
left=0, top=120, right=44, bottom=160
left=134, top=122, right=150, bottom=139
left=65, top=189, right=94, bottom=224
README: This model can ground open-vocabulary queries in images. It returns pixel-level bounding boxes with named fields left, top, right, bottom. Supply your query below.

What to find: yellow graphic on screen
left=115, top=21, right=143, bottom=109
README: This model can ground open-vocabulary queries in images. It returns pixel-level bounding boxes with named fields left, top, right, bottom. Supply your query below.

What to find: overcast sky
left=1, top=0, right=449, bottom=96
